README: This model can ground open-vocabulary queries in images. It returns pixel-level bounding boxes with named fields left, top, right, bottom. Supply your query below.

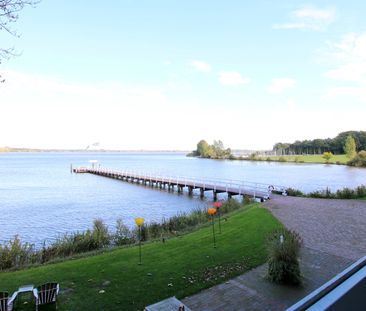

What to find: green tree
left=196, top=140, right=211, bottom=157
left=344, top=135, right=357, bottom=159
left=322, top=151, right=333, bottom=163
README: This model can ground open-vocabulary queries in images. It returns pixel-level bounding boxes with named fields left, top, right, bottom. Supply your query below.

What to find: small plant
left=267, top=228, right=302, bottom=285
left=322, top=152, right=333, bottom=163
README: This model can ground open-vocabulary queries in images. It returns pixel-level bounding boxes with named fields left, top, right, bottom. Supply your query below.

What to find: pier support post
left=188, top=186, right=193, bottom=196
left=228, top=193, right=232, bottom=199
left=213, top=191, right=217, bottom=201
left=200, top=188, right=204, bottom=199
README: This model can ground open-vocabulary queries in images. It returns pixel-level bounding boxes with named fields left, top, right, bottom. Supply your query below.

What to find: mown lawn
left=261, top=154, right=349, bottom=164
left=0, top=205, right=281, bottom=311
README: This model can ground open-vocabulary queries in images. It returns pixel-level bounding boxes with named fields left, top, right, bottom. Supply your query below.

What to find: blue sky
left=1, top=0, right=366, bottom=150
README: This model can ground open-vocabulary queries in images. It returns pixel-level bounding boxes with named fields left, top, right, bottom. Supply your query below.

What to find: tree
left=322, top=151, right=333, bottom=163
left=196, top=140, right=210, bottom=157
left=344, top=135, right=357, bottom=159
left=0, top=0, right=38, bottom=82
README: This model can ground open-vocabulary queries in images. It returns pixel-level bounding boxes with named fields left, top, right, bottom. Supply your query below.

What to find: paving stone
left=182, top=196, right=365, bottom=310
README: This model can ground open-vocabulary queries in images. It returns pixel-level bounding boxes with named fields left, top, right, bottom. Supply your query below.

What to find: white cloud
left=267, top=78, right=296, bottom=94
left=323, top=87, right=366, bottom=102
left=191, top=60, right=211, bottom=72
left=163, top=60, right=172, bottom=66
left=323, top=33, right=366, bottom=83
left=218, top=71, right=250, bottom=86
left=273, top=6, right=336, bottom=31
left=322, top=32, right=366, bottom=102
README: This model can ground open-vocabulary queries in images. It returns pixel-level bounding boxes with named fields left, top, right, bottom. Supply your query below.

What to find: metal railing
left=86, top=168, right=287, bottom=198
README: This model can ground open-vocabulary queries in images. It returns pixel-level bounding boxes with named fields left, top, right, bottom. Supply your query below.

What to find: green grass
left=0, top=205, right=281, bottom=311
left=262, top=154, right=349, bottom=164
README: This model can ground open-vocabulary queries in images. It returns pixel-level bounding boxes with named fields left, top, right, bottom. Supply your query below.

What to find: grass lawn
left=0, top=204, right=281, bottom=311
left=261, top=154, right=349, bottom=164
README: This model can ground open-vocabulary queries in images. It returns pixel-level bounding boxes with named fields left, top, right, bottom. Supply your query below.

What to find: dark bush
left=308, top=187, right=334, bottom=199
left=336, top=187, right=355, bottom=199
left=286, top=188, right=304, bottom=197
left=267, top=228, right=302, bottom=285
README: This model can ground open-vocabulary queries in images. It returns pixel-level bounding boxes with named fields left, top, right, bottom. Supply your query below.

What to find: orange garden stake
left=207, top=208, right=217, bottom=248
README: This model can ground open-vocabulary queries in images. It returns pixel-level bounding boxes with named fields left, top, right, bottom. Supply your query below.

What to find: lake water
left=1, top=152, right=366, bottom=246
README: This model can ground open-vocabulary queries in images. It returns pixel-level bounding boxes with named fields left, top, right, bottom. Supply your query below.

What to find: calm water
left=1, top=152, right=366, bottom=246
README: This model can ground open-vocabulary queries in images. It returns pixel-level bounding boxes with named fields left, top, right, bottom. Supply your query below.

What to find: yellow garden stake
left=135, top=217, right=145, bottom=265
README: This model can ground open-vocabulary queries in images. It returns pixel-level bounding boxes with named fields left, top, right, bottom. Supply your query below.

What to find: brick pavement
left=264, top=195, right=366, bottom=261
left=182, top=196, right=366, bottom=310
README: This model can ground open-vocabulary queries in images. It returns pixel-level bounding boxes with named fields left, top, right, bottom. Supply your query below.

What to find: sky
left=1, top=0, right=366, bottom=150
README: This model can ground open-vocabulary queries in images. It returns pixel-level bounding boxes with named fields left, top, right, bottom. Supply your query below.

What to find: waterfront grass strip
left=0, top=204, right=281, bottom=311
left=262, top=154, right=349, bottom=164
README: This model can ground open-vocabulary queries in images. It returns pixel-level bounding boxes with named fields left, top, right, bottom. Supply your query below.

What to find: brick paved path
left=182, top=196, right=366, bottom=310
left=264, top=195, right=366, bottom=261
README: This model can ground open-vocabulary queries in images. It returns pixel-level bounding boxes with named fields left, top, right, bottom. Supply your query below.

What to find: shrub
left=308, top=187, right=334, bottom=199
left=355, top=185, right=366, bottom=197
left=336, top=187, right=355, bottom=199
left=92, top=219, right=110, bottom=248
left=266, top=157, right=272, bottom=161
left=114, top=219, right=134, bottom=245
left=322, top=152, right=333, bottom=163
left=243, top=195, right=252, bottom=204
left=0, top=236, right=36, bottom=270
left=348, top=150, right=366, bottom=167
left=267, top=228, right=302, bottom=285
left=286, top=188, right=304, bottom=197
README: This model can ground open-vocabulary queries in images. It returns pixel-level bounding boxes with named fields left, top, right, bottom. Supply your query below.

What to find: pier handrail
left=85, top=168, right=287, bottom=197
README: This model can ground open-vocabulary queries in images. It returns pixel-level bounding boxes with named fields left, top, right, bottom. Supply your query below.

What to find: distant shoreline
left=0, top=147, right=189, bottom=153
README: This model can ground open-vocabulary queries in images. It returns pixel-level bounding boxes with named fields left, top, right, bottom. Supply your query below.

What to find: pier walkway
left=74, top=167, right=286, bottom=201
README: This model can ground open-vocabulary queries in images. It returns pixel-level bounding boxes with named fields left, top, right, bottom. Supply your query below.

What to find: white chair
left=0, top=291, right=18, bottom=311
left=33, top=283, right=59, bottom=311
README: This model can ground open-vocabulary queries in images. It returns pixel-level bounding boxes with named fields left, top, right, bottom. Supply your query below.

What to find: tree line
left=273, top=131, right=366, bottom=155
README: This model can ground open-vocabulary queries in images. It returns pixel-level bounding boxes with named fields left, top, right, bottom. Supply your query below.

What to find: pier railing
left=81, top=168, right=287, bottom=200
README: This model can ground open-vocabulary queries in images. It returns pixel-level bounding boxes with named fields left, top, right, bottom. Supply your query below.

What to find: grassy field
left=0, top=205, right=281, bottom=311
left=260, top=154, right=349, bottom=164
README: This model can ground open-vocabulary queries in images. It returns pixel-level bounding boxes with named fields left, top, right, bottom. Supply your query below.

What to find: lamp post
left=135, top=217, right=145, bottom=265
left=207, top=208, right=217, bottom=248
left=214, top=201, right=222, bottom=234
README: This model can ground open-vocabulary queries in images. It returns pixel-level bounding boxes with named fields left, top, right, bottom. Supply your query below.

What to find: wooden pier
left=74, top=168, right=287, bottom=201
